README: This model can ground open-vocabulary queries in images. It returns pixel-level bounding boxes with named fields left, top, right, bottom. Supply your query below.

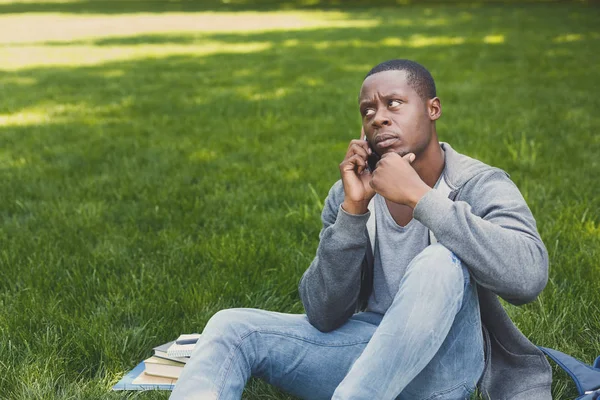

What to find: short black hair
left=365, top=59, right=436, bottom=101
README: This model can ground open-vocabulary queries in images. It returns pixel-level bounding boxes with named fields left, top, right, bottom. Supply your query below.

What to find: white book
left=167, top=333, right=201, bottom=358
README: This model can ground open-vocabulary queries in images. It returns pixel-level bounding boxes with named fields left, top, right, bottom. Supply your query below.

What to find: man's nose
left=372, top=110, right=391, bottom=128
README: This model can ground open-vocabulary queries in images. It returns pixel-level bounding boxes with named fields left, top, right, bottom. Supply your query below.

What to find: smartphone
left=366, top=139, right=381, bottom=172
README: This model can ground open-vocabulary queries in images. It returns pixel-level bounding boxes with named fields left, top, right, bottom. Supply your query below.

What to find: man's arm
left=414, top=170, right=549, bottom=305
left=299, top=137, right=377, bottom=332
left=298, top=180, right=371, bottom=332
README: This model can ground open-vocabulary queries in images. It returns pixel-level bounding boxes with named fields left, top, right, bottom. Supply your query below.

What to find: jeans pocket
left=425, top=382, right=473, bottom=400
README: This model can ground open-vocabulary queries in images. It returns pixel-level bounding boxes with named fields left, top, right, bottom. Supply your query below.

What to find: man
left=171, top=59, right=553, bottom=400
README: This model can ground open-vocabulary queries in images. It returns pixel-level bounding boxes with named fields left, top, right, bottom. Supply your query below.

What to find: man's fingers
left=341, top=154, right=367, bottom=171
left=349, top=139, right=370, bottom=148
left=380, top=152, right=397, bottom=159
left=369, top=178, right=375, bottom=189
left=346, top=141, right=371, bottom=159
left=380, top=152, right=415, bottom=161
left=402, top=153, right=416, bottom=163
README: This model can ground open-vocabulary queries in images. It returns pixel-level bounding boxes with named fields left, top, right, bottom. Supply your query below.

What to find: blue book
left=112, top=361, right=176, bottom=391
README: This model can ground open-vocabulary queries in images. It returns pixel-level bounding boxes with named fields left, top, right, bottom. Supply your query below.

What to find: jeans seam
left=242, top=328, right=373, bottom=347
left=215, top=329, right=373, bottom=399
left=217, top=344, right=246, bottom=400
left=216, top=336, right=245, bottom=400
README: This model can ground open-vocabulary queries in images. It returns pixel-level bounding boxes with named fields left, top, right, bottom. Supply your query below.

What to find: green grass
left=1, top=1, right=599, bottom=399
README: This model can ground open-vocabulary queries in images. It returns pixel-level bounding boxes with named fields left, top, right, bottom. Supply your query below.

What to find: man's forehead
left=359, top=70, right=410, bottom=99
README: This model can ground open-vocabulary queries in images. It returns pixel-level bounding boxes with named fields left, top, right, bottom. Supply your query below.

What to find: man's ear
left=428, top=97, right=442, bottom=121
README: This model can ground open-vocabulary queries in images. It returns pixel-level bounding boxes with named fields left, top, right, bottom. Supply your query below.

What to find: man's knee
left=203, top=308, right=261, bottom=338
left=407, top=243, right=469, bottom=286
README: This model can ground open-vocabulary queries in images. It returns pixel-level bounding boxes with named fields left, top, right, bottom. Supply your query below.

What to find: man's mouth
left=377, top=137, right=399, bottom=148
left=375, top=133, right=399, bottom=149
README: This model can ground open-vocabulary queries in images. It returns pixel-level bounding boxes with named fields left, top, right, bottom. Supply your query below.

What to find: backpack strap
left=576, top=391, right=600, bottom=400
left=538, top=346, right=600, bottom=396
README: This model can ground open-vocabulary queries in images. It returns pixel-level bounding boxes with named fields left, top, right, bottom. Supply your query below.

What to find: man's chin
left=380, top=147, right=409, bottom=157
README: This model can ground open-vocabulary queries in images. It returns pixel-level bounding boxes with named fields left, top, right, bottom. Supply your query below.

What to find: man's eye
left=389, top=100, right=402, bottom=107
left=364, top=109, right=375, bottom=117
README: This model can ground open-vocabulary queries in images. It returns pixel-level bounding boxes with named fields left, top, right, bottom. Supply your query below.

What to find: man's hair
left=365, top=59, right=436, bottom=101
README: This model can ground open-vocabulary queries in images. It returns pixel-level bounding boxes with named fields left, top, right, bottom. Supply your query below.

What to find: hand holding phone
left=339, top=130, right=377, bottom=214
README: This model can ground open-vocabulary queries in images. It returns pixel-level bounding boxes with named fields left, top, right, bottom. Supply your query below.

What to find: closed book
left=143, top=356, right=185, bottom=379
left=153, top=341, right=189, bottom=364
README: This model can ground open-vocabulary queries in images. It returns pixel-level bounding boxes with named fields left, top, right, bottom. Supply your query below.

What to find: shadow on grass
left=0, top=4, right=598, bottom=399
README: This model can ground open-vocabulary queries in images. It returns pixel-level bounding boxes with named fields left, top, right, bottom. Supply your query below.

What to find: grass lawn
left=1, top=0, right=599, bottom=399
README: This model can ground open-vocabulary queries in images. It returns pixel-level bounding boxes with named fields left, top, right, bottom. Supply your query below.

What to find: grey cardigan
left=299, top=142, right=553, bottom=400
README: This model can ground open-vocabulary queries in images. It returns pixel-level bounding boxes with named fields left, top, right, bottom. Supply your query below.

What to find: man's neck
left=413, top=140, right=445, bottom=189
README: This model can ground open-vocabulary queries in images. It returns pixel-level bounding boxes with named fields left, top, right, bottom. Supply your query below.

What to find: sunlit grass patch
left=0, top=9, right=383, bottom=70
left=0, top=109, right=52, bottom=127
left=0, top=11, right=379, bottom=45
left=0, top=42, right=274, bottom=69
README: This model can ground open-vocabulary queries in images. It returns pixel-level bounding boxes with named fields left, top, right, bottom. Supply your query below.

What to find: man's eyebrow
left=359, top=91, right=407, bottom=107
left=359, top=99, right=374, bottom=108
left=382, top=91, right=406, bottom=98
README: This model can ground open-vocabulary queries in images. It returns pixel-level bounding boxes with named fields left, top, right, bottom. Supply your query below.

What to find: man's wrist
left=341, top=199, right=370, bottom=215
left=408, top=185, right=432, bottom=209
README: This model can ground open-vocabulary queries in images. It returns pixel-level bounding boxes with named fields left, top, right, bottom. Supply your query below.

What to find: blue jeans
left=170, top=244, right=485, bottom=400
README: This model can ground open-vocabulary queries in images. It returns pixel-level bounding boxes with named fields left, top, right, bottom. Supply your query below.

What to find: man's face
left=359, top=70, right=433, bottom=157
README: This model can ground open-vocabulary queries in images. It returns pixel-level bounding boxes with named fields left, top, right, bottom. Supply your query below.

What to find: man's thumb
left=403, top=153, right=416, bottom=163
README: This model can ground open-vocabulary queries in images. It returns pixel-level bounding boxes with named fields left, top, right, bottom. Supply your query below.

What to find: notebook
left=167, top=333, right=201, bottom=358
left=153, top=341, right=189, bottom=364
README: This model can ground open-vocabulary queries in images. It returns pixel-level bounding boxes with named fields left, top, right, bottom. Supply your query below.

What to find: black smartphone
left=366, top=139, right=380, bottom=172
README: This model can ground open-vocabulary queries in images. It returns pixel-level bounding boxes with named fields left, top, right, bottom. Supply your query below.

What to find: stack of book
left=112, top=334, right=201, bottom=391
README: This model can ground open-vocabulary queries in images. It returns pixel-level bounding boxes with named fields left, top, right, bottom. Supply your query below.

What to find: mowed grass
left=0, top=1, right=599, bottom=399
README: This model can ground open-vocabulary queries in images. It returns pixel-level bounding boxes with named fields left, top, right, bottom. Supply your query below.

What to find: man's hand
left=370, top=152, right=431, bottom=209
left=339, top=138, right=376, bottom=215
